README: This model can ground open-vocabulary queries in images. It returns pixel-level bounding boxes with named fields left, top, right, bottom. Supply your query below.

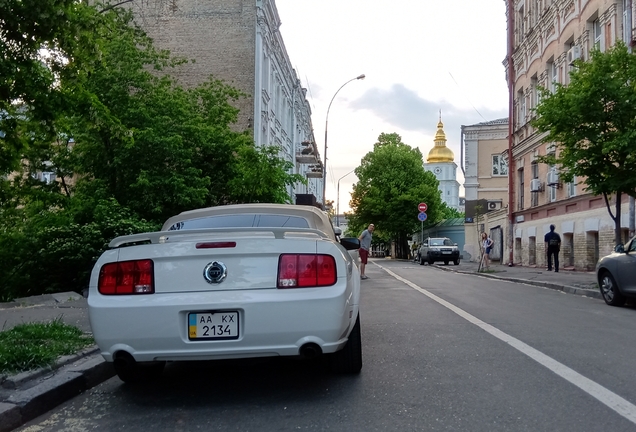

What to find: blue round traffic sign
left=418, top=212, right=427, bottom=222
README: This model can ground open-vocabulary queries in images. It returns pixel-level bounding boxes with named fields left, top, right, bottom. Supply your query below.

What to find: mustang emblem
left=203, top=261, right=227, bottom=284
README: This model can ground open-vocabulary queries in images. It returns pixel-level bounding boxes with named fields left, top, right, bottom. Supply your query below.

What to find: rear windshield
left=168, top=214, right=310, bottom=231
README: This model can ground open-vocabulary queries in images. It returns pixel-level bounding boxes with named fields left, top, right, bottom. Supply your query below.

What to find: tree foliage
left=0, top=2, right=305, bottom=299
left=533, top=42, right=636, bottom=243
left=348, top=133, right=444, bottom=258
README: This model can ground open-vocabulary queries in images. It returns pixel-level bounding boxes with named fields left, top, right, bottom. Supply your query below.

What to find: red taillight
left=98, top=259, right=154, bottom=295
left=277, top=254, right=337, bottom=288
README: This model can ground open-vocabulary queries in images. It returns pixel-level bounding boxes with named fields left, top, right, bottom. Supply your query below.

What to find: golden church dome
left=427, top=119, right=455, bottom=163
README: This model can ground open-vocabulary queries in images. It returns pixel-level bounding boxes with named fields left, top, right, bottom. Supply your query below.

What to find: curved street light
left=323, top=74, right=365, bottom=208
left=336, top=169, right=356, bottom=226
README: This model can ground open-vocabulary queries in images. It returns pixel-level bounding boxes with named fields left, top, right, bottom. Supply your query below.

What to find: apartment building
left=127, top=0, right=324, bottom=206
left=462, top=118, right=509, bottom=262
left=505, top=0, right=635, bottom=270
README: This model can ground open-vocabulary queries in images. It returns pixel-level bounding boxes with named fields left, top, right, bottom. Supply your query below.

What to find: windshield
left=168, top=214, right=310, bottom=231
left=430, top=238, right=453, bottom=246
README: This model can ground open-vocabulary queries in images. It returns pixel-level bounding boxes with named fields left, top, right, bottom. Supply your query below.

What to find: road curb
left=0, top=352, right=115, bottom=432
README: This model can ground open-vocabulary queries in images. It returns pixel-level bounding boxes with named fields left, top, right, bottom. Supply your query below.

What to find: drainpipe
left=507, top=0, right=516, bottom=266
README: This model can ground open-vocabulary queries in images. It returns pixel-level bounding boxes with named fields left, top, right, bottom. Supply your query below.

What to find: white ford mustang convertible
left=88, top=203, right=362, bottom=382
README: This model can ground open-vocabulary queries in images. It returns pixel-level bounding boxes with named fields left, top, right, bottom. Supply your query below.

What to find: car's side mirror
left=454, top=243, right=458, bottom=246
left=340, top=237, right=360, bottom=251
left=615, top=244, right=625, bottom=253
left=333, top=226, right=343, bottom=236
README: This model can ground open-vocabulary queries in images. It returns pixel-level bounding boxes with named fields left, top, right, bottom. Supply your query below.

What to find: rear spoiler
left=109, top=227, right=332, bottom=248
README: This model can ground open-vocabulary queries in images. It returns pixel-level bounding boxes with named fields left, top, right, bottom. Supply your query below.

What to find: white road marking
left=375, top=263, right=636, bottom=425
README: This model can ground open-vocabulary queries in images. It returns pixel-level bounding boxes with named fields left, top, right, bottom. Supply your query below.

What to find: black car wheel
left=329, top=314, right=362, bottom=374
left=419, top=256, right=425, bottom=265
left=599, top=271, right=625, bottom=307
left=454, top=259, right=460, bottom=265
left=428, top=254, right=435, bottom=265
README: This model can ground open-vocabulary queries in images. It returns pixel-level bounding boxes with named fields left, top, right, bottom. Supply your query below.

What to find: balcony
left=296, top=147, right=318, bottom=164
left=306, top=164, right=323, bottom=178
left=296, top=141, right=319, bottom=164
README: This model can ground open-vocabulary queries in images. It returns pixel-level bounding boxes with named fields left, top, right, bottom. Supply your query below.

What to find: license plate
left=442, top=251, right=452, bottom=254
left=188, top=311, right=239, bottom=340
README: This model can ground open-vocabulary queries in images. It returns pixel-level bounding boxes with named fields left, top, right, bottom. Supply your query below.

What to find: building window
left=518, top=7, right=525, bottom=44
left=567, top=176, right=576, bottom=197
left=548, top=166, right=557, bottom=202
left=531, top=162, right=539, bottom=207
left=492, top=155, right=508, bottom=176
left=518, top=168, right=525, bottom=210
left=549, top=62, right=558, bottom=93
left=531, top=75, right=538, bottom=111
left=520, top=91, right=527, bottom=124
left=623, top=0, right=632, bottom=44
left=594, top=19, right=602, bottom=50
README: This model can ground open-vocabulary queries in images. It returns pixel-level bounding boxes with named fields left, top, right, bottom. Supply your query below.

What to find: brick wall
left=131, top=0, right=257, bottom=131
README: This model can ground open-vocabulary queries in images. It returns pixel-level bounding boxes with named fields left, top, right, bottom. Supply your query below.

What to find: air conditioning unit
left=487, top=200, right=502, bottom=211
left=547, top=171, right=560, bottom=187
left=530, top=178, right=542, bottom=192
left=567, top=45, right=581, bottom=65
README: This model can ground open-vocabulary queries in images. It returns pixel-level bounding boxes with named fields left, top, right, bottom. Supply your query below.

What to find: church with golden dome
left=423, top=117, right=460, bottom=210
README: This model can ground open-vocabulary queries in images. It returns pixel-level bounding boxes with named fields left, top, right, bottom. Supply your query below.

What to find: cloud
left=348, top=84, right=508, bottom=140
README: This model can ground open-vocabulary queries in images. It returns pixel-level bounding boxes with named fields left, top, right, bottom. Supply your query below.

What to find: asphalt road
left=18, top=260, right=636, bottom=432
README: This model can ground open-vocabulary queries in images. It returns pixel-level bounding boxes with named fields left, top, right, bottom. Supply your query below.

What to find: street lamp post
left=323, top=74, right=365, bottom=208
left=336, top=169, right=356, bottom=226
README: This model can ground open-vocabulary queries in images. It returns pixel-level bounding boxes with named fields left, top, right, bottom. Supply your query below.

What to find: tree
left=0, top=0, right=103, bottom=175
left=533, top=42, right=636, bottom=245
left=0, top=3, right=306, bottom=300
left=349, top=133, right=444, bottom=259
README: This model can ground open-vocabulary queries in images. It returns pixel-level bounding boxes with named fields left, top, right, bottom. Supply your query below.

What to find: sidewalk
left=419, top=259, right=601, bottom=300
left=0, top=262, right=602, bottom=431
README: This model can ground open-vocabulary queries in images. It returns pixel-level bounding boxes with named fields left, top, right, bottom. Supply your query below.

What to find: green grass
left=0, top=318, right=94, bottom=374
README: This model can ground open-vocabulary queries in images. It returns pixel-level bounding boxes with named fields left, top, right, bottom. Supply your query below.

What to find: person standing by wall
left=544, top=224, right=561, bottom=272
left=358, top=224, right=375, bottom=279
left=481, top=232, right=494, bottom=271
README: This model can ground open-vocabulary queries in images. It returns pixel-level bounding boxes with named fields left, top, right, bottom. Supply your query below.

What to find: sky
left=274, top=0, right=510, bottom=214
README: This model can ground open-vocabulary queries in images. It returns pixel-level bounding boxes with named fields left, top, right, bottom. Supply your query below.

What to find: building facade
left=461, top=118, right=510, bottom=262
left=505, top=0, right=636, bottom=270
left=128, top=0, right=324, bottom=206
left=424, top=119, right=460, bottom=211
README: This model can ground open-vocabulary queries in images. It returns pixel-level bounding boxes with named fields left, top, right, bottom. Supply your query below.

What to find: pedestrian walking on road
left=545, top=224, right=561, bottom=272
left=480, top=232, right=494, bottom=271
left=358, top=224, right=374, bottom=279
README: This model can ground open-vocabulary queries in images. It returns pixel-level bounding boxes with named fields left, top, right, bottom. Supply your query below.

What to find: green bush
left=0, top=198, right=158, bottom=301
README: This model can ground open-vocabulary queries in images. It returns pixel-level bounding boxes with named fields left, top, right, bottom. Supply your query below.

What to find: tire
left=428, top=254, right=435, bottom=265
left=599, top=271, right=625, bottom=306
left=114, top=357, right=165, bottom=383
left=454, top=259, right=460, bottom=265
left=419, top=256, right=425, bottom=265
left=329, top=314, right=362, bottom=374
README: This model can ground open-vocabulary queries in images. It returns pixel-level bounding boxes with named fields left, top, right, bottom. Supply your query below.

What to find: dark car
left=418, top=237, right=460, bottom=266
left=596, top=236, right=636, bottom=306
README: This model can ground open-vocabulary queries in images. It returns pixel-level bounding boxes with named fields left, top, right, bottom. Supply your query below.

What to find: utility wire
left=448, top=72, right=487, bottom=122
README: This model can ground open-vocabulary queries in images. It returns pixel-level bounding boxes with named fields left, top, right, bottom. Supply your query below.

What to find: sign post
left=417, top=203, right=428, bottom=242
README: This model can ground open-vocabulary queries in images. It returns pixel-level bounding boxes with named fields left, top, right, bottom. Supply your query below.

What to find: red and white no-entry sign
left=418, top=202, right=428, bottom=212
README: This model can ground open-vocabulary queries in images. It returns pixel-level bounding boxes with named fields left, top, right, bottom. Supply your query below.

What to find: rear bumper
left=88, top=284, right=357, bottom=362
